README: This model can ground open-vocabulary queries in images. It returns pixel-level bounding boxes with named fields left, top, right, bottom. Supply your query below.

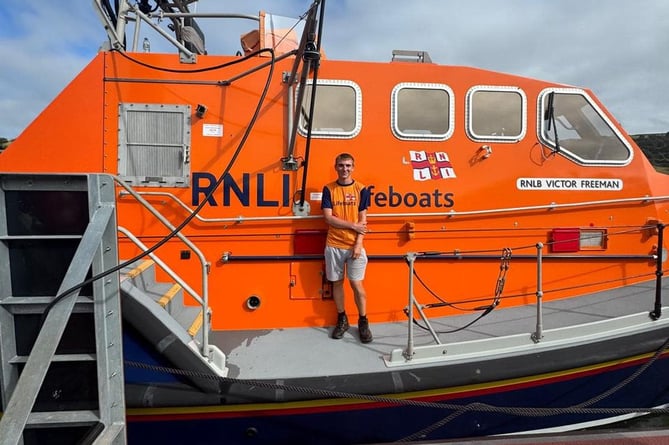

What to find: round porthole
left=246, top=295, right=261, bottom=310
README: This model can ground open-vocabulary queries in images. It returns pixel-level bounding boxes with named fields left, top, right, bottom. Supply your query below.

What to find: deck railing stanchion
left=532, top=242, right=544, bottom=343
left=404, top=252, right=417, bottom=360
left=650, top=224, right=665, bottom=320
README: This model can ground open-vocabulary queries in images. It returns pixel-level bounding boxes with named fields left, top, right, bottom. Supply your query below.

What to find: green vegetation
left=0, top=137, right=12, bottom=151
left=631, top=133, right=669, bottom=174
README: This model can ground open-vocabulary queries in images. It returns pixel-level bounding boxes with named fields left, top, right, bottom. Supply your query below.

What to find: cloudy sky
left=1, top=0, right=668, bottom=139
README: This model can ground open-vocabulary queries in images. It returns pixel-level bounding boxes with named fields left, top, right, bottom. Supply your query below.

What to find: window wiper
left=545, top=91, right=561, bottom=153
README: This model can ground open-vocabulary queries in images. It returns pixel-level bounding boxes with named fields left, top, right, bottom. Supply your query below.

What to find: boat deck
left=212, top=277, right=669, bottom=380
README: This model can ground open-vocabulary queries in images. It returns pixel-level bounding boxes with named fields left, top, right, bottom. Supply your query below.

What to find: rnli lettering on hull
left=192, top=172, right=456, bottom=208
left=192, top=172, right=291, bottom=207
left=516, top=178, right=623, bottom=191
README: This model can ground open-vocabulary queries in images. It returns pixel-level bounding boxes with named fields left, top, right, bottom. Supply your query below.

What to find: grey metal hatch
left=118, top=103, right=191, bottom=187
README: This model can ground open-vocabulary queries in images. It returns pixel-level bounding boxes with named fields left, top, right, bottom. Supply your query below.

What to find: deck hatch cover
left=118, top=103, right=191, bottom=187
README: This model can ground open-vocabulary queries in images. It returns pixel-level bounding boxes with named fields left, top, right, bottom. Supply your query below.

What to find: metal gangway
left=0, top=174, right=126, bottom=444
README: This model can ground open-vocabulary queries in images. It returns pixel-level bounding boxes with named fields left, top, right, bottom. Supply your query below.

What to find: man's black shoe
left=358, top=316, right=373, bottom=343
left=332, top=312, right=349, bottom=339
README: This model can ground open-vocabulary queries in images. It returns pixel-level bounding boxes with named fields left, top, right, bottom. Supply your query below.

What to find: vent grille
left=126, top=145, right=182, bottom=178
left=118, top=103, right=191, bottom=187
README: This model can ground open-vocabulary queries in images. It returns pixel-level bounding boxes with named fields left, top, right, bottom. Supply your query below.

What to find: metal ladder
left=0, top=174, right=126, bottom=445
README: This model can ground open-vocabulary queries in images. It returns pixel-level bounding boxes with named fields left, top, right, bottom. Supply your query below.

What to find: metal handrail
left=93, top=0, right=263, bottom=60
left=118, top=226, right=208, bottom=347
left=120, top=189, right=669, bottom=224
left=113, top=177, right=211, bottom=358
left=401, top=230, right=664, bottom=361
left=92, top=0, right=195, bottom=59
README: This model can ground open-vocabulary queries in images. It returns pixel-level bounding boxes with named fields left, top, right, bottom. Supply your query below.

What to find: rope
left=397, top=335, right=669, bottom=441
left=125, top=333, right=669, bottom=442
left=407, top=248, right=511, bottom=334
left=126, top=360, right=669, bottom=417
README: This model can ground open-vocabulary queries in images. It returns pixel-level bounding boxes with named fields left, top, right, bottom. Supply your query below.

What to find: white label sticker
left=203, top=124, right=223, bottom=137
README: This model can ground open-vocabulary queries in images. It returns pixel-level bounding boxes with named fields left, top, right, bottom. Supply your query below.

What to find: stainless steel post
left=532, top=242, right=544, bottom=343
left=405, top=252, right=417, bottom=360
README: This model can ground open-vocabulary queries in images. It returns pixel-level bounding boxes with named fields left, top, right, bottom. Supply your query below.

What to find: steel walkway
left=0, top=174, right=126, bottom=444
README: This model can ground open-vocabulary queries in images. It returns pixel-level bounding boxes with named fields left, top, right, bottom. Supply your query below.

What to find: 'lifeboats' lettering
left=368, top=185, right=455, bottom=208
left=516, top=177, right=623, bottom=191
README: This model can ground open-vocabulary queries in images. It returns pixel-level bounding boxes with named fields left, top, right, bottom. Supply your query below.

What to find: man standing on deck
left=321, top=153, right=373, bottom=343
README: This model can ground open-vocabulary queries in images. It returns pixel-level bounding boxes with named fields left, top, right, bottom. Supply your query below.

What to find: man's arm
left=355, top=186, right=371, bottom=243
left=354, top=209, right=367, bottom=246
left=323, top=208, right=366, bottom=234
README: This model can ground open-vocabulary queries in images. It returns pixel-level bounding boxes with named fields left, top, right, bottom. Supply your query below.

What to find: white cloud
left=0, top=1, right=101, bottom=138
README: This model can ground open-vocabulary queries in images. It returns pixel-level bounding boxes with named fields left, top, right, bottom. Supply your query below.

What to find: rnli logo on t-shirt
left=408, top=150, right=456, bottom=181
left=345, top=193, right=356, bottom=203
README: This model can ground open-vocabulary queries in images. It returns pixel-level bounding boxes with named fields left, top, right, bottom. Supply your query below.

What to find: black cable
left=315, top=0, right=326, bottom=54
left=406, top=308, right=492, bottom=334
left=101, top=0, right=118, bottom=29
left=405, top=249, right=509, bottom=334
left=113, top=45, right=285, bottom=74
left=137, top=0, right=158, bottom=14
left=405, top=268, right=497, bottom=334
left=544, top=91, right=561, bottom=154
left=411, top=267, right=483, bottom=312
left=297, top=1, right=325, bottom=207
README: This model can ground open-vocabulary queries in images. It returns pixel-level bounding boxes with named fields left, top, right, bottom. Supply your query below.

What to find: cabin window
left=391, top=83, right=454, bottom=140
left=118, top=103, right=191, bottom=187
left=297, top=80, right=361, bottom=138
left=539, top=89, right=632, bottom=165
left=466, top=86, right=526, bottom=142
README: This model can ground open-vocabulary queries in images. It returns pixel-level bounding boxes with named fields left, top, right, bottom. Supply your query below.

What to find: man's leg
left=349, top=280, right=366, bottom=316
left=347, top=250, right=369, bottom=316
left=331, top=279, right=349, bottom=339
left=332, top=279, right=346, bottom=313
left=325, top=247, right=350, bottom=339
left=350, top=280, right=372, bottom=343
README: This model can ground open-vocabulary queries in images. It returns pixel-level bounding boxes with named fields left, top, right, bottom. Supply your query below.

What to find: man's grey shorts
left=324, top=246, right=367, bottom=282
